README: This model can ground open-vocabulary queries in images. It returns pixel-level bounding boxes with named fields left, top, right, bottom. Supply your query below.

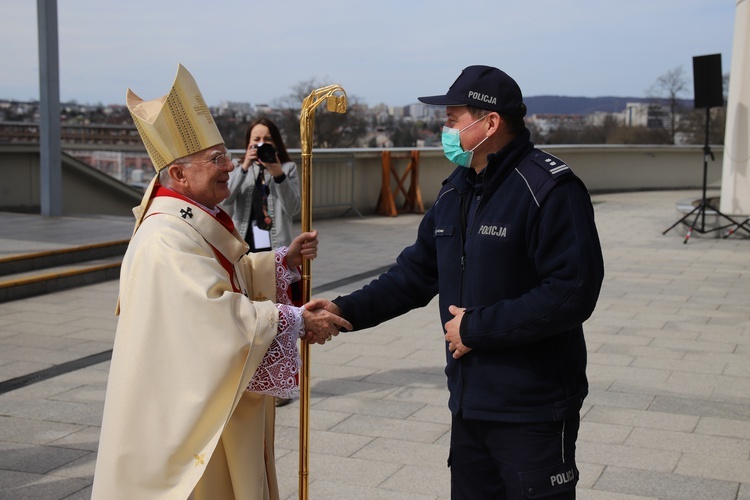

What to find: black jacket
left=333, top=129, right=604, bottom=422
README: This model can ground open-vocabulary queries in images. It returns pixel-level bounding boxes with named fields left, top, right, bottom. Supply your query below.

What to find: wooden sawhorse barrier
left=375, top=150, right=424, bottom=217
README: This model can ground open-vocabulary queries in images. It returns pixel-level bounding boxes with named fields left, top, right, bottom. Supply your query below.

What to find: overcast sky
left=0, top=0, right=738, bottom=108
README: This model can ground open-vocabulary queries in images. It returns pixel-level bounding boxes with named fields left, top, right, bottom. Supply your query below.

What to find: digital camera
left=254, top=143, right=276, bottom=163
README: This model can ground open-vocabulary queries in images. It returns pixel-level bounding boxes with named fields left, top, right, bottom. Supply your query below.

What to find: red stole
left=153, top=187, right=242, bottom=293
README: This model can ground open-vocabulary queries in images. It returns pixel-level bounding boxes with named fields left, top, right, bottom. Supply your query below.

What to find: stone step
left=0, top=240, right=128, bottom=302
left=0, top=239, right=128, bottom=276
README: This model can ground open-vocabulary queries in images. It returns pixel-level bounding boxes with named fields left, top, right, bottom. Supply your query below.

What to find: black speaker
left=692, top=54, right=723, bottom=109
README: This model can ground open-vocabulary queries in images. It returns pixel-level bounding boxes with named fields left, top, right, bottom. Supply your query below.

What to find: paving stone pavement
left=0, top=189, right=748, bottom=500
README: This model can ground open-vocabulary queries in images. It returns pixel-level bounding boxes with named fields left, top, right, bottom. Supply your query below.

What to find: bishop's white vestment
left=92, top=190, right=300, bottom=500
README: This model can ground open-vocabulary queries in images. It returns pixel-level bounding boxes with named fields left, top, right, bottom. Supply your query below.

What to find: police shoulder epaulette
left=515, top=150, right=574, bottom=207
left=528, top=150, right=571, bottom=180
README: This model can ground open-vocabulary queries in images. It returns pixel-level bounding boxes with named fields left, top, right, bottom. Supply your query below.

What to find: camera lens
left=256, top=143, right=276, bottom=163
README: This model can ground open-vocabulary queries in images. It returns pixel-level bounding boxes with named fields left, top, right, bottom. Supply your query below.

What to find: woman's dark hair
left=244, top=117, right=291, bottom=163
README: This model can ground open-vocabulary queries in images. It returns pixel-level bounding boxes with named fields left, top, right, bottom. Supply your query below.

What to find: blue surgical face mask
left=441, top=114, right=489, bottom=167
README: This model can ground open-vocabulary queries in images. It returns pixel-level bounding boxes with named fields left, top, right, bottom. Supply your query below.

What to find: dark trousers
left=449, top=413, right=580, bottom=500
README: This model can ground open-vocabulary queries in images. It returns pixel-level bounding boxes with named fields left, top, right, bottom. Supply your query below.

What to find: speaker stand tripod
left=662, top=107, right=748, bottom=243
left=722, top=215, right=750, bottom=238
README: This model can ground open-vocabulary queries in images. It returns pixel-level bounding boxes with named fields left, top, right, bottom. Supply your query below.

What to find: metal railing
left=309, top=154, right=363, bottom=218
left=228, top=149, right=364, bottom=219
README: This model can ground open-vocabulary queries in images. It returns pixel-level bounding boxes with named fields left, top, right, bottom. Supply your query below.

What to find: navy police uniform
left=333, top=127, right=604, bottom=499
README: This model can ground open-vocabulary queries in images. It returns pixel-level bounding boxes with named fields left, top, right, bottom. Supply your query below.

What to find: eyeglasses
left=209, top=151, right=233, bottom=168
left=176, top=150, right=233, bottom=170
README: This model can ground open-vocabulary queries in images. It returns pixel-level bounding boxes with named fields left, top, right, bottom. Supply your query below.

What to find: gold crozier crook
left=298, top=84, right=347, bottom=500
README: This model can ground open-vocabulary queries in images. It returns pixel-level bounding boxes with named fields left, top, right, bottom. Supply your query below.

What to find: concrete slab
left=0, top=189, right=748, bottom=497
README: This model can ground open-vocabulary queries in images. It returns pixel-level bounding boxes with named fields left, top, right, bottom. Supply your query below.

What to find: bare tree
left=212, top=79, right=371, bottom=150
left=648, top=66, right=688, bottom=144
left=674, top=71, right=729, bottom=145
left=272, top=79, right=370, bottom=148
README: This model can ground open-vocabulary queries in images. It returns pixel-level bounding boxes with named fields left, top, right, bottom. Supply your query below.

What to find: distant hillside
left=524, top=95, right=694, bottom=115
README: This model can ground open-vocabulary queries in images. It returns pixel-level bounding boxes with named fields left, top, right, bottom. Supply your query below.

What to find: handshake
left=286, top=233, right=350, bottom=344
left=299, top=298, right=350, bottom=345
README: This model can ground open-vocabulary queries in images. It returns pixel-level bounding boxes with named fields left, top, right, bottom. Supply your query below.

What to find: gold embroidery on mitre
left=252, top=292, right=268, bottom=301
left=193, top=94, right=214, bottom=124
left=126, top=64, right=224, bottom=172
left=194, top=453, right=206, bottom=466
left=132, top=115, right=166, bottom=170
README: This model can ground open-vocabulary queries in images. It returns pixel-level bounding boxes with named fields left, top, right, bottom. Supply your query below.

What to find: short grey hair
left=158, top=158, right=191, bottom=188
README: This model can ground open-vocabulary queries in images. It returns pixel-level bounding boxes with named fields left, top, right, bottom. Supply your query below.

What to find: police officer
left=308, top=65, right=604, bottom=499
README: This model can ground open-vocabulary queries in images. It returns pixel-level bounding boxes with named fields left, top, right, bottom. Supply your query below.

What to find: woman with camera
left=223, top=117, right=301, bottom=252
left=223, top=118, right=302, bottom=409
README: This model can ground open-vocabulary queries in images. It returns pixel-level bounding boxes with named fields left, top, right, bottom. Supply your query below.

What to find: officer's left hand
left=444, top=305, right=472, bottom=359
